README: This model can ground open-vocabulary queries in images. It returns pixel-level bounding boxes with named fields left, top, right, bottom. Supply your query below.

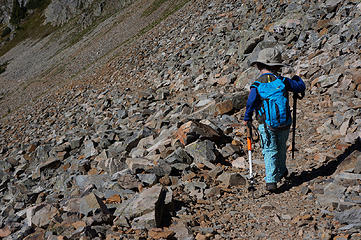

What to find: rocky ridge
left=0, top=0, right=361, bottom=239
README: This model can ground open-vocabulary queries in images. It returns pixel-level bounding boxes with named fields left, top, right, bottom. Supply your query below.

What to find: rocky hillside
left=0, top=0, right=361, bottom=239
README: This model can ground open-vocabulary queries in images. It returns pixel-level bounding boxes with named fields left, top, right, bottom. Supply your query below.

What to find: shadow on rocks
left=159, top=198, right=190, bottom=228
left=276, top=137, right=361, bottom=194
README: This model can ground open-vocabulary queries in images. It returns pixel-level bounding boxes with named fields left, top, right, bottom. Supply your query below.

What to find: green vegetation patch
left=0, top=2, right=56, bottom=57
left=142, top=0, right=169, bottom=17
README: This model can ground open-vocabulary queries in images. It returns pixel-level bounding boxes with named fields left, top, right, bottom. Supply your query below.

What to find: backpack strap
left=250, top=81, right=261, bottom=89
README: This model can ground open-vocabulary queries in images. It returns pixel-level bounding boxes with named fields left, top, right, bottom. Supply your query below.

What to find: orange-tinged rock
left=28, top=144, right=37, bottom=153
left=23, top=154, right=32, bottom=161
left=0, top=226, right=11, bottom=238
left=217, top=76, right=228, bottom=85
left=319, top=28, right=328, bottom=36
left=215, top=100, right=233, bottom=115
left=62, top=163, right=70, bottom=171
left=175, top=121, right=220, bottom=146
left=195, top=233, right=208, bottom=240
left=23, top=229, right=45, bottom=240
left=88, top=168, right=98, bottom=175
left=334, top=234, right=350, bottom=240
left=72, top=221, right=86, bottom=229
left=316, top=19, right=329, bottom=30
left=292, top=214, right=313, bottom=224
left=351, top=70, right=361, bottom=85
left=105, top=194, right=121, bottom=204
left=148, top=228, right=175, bottom=239
left=106, top=234, right=121, bottom=240
left=231, top=139, right=242, bottom=146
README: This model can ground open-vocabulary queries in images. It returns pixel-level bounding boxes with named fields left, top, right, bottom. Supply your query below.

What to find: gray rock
left=114, top=185, right=171, bottom=229
left=170, top=221, right=194, bottom=240
left=216, top=172, right=246, bottom=187
left=131, top=211, right=157, bottom=230
left=324, top=0, right=342, bottom=12
left=79, top=192, right=109, bottom=216
left=317, top=74, right=341, bottom=88
left=126, top=157, right=154, bottom=174
left=74, top=174, right=110, bottom=191
left=124, top=127, right=154, bottom=153
left=205, top=187, right=221, bottom=198
left=339, top=117, right=351, bottom=135
left=32, top=157, right=61, bottom=179
left=35, top=145, right=51, bottom=162
left=208, top=166, right=223, bottom=179
left=335, top=207, right=361, bottom=224
left=184, top=140, right=217, bottom=169
left=116, top=169, right=140, bottom=189
left=70, top=137, right=83, bottom=149
left=97, top=152, right=126, bottom=175
left=232, top=157, right=247, bottom=169
left=152, top=161, right=172, bottom=177
left=334, top=172, right=361, bottom=181
left=324, top=181, right=346, bottom=198
left=31, top=204, right=58, bottom=227
left=164, top=147, right=192, bottom=164
left=137, top=173, right=157, bottom=186
left=345, top=131, right=361, bottom=144
left=221, top=144, right=240, bottom=158
left=84, top=140, right=98, bottom=158
left=354, top=155, right=361, bottom=174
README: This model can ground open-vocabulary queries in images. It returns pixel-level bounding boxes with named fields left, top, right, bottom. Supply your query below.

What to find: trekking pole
left=246, top=122, right=256, bottom=195
left=291, top=91, right=305, bottom=160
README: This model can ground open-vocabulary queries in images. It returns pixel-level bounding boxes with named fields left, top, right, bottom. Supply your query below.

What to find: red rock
left=175, top=121, right=220, bottom=145
left=351, top=70, right=361, bottom=85
left=333, top=234, right=350, bottom=240
left=159, top=175, right=171, bottom=186
left=28, top=144, right=37, bottom=153
left=0, top=226, right=11, bottom=238
left=215, top=100, right=233, bottom=115
left=195, top=233, right=209, bottom=240
left=72, top=221, right=86, bottom=229
left=23, top=229, right=45, bottom=240
left=216, top=76, right=229, bottom=85
left=148, top=228, right=175, bottom=239
left=105, top=194, right=122, bottom=204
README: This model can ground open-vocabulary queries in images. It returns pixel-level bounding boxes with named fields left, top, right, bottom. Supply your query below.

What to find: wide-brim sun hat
left=250, top=47, right=287, bottom=67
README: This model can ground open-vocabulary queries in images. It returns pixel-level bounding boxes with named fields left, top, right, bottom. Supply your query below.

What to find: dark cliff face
left=43, top=0, right=134, bottom=27
left=0, top=0, right=133, bottom=28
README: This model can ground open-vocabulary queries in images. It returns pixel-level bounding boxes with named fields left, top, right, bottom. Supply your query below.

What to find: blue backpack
left=251, top=74, right=292, bottom=130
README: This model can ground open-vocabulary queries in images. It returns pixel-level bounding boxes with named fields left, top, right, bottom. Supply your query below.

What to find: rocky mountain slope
left=0, top=0, right=361, bottom=239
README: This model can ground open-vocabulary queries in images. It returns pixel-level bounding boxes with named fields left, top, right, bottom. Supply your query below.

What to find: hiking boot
left=280, top=169, right=289, bottom=180
left=266, top=183, right=277, bottom=192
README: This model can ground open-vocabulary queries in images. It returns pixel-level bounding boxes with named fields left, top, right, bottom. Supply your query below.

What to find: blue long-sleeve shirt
left=243, top=74, right=306, bottom=121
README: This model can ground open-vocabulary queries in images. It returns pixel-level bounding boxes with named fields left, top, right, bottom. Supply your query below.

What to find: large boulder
left=114, top=185, right=172, bottom=229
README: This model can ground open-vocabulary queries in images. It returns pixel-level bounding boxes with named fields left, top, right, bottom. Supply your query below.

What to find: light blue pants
left=258, top=124, right=290, bottom=183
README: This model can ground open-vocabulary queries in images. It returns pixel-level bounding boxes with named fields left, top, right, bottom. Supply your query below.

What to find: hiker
left=243, top=47, right=306, bottom=192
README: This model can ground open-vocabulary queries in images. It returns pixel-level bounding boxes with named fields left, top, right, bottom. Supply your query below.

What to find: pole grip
left=246, top=122, right=253, bottom=151
left=247, top=138, right=252, bottom=151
